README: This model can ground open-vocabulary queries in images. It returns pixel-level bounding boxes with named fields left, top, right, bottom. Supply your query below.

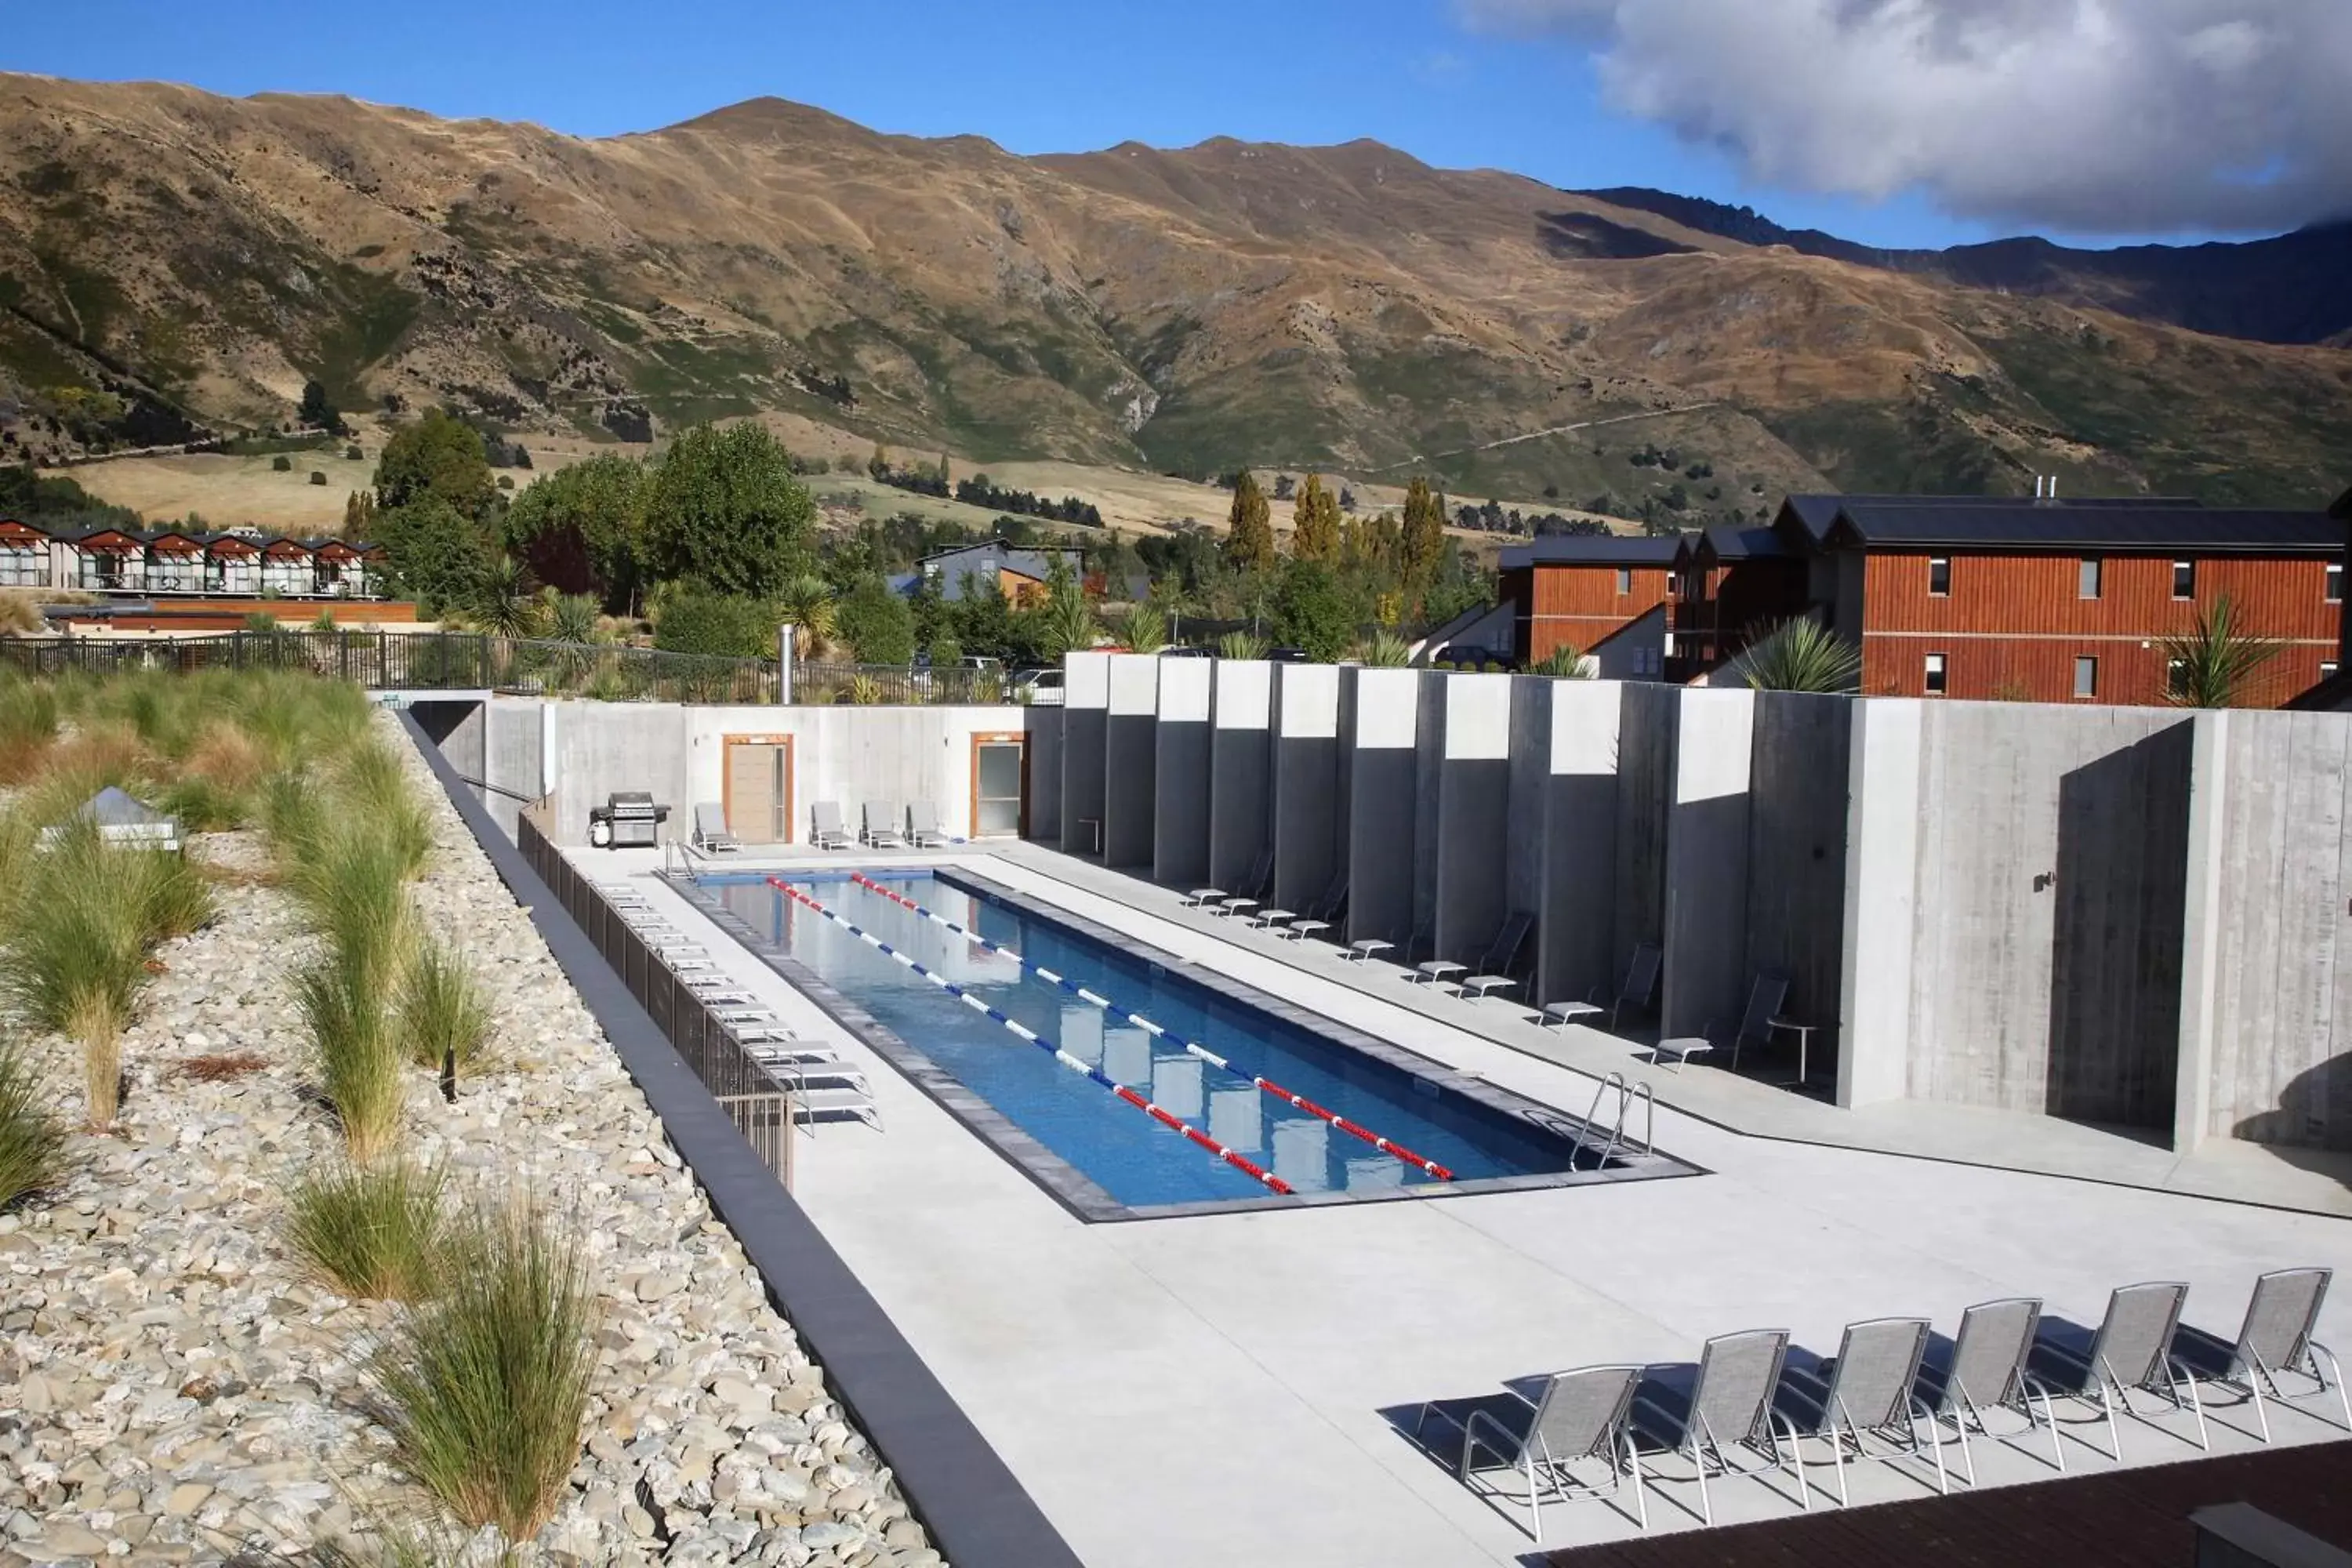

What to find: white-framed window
left=1928, top=556, right=1951, bottom=596
left=1615, top=567, right=1632, bottom=596
left=1924, top=652, right=1948, bottom=695
left=2074, top=655, right=2099, bottom=699
left=2172, top=559, right=2196, bottom=599
left=2078, top=557, right=2103, bottom=599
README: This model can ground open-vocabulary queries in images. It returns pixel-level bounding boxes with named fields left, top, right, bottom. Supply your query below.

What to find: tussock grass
left=0, top=589, right=42, bottom=636
left=5, top=821, right=157, bottom=1128
left=0, top=1036, right=68, bottom=1209
left=373, top=1199, right=600, bottom=1542
left=285, top=1158, right=450, bottom=1300
left=298, top=950, right=408, bottom=1164
left=339, top=740, right=434, bottom=878
left=0, top=678, right=60, bottom=784
left=398, top=940, right=492, bottom=1070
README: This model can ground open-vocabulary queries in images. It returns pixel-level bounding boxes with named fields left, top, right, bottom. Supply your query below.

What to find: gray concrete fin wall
left=1152, top=658, right=1212, bottom=887
left=1210, top=662, right=1274, bottom=894
left=1273, top=664, right=1345, bottom=913
left=1102, top=655, right=1159, bottom=871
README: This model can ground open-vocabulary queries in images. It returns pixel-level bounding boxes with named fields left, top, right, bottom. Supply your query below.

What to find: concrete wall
left=2182, top=711, right=2352, bottom=1151
left=1348, top=669, right=1421, bottom=948
left=1152, top=659, right=1213, bottom=887
left=1102, top=655, right=1159, bottom=870
left=484, top=698, right=546, bottom=840
left=1209, top=662, right=1273, bottom=893
left=1659, top=688, right=1756, bottom=1037
left=524, top=699, right=1027, bottom=848
left=1612, top=683, right=1675, bottom=1000
left=1024, top=706, right=1063, bottom=842
left=1744, top=692, right=1853, bottom=1057
left=1505, top=676, right=1552, bottom=945
left=1410, top=673, right=1446, bottom=953
left=1844, top=700, right=2191, bottom=1127
left=1272, top=664, right=1345, bottom=911
left=1538, top=681, right=1623, bottom=1007
left=1061, top=652, right=1109, bottom=857
left=1435, top=673, right=1515, bottom=964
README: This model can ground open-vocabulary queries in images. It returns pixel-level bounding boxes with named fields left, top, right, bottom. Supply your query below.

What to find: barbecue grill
left=588, top=790, right=670, bottom=849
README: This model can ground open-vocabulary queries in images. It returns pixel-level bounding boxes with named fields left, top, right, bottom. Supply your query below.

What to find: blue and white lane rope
left=769, top=878, right=1291, bottom=1195
left=847, top=874, right=1454, bottom=1181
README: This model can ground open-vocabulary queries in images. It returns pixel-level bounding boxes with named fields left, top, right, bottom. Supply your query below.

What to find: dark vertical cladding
left=1152, top=718, right=1212, bottom=885
left=1348, top=747, right=1418, bottom=949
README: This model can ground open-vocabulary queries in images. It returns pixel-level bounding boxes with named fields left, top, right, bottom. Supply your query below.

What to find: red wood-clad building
left=1499, top=535, right=1680, bottom=668
left=1819, top=503, right=2345, bottom=706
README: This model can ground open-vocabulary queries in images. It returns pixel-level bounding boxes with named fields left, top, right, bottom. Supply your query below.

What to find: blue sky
left=0, top=0, right=2248, bottom=250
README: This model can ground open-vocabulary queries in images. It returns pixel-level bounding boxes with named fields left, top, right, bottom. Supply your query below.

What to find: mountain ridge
left=0, top=76, right=2345, bottom=521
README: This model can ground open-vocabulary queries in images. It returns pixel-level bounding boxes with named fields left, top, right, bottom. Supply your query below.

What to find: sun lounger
left=692, top=802, right=742, bottom=853
left=2025, top=1280, right=2205, bottom=1463
left=1543, top=1000, right=1602, bottom=1029
left=810, top=801, right=853, bottom=850
left=1915, top=1297, right=2059, bottom=1485
left=907, top=801, right=948, bottom=848
left=1180, top=888, right=1228, bottom=909
left=2171, top=1267, right=2348, bottom=1443
left=1774, top=1317, right=1940, bottom=1508
left=1345, top=939, right=1394, bottom=962
left=1632, top=1329, right=1796, bottom=1526
left=1593, top=943, right=1661, bottom=1030
left=1413, top=960, right=1467, bottom=987
left=862, top=800, right=906, bottom=849
left=1283, top=918, right=1330, bottom=942
left=1461, top=975, right=1519, bottom=1003
left=1414, top=1365, right=1647, bottom=1541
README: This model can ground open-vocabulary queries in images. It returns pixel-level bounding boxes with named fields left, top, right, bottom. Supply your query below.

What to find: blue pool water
left=702, top=871, right=1595, bottom=1210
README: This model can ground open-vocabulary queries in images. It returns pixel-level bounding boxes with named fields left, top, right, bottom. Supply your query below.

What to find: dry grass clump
left=0, top=677, right=59, bottom=783
left=0, top=589, right=43, bottom=636
left=285, top=1158, right=450, bottom=1301
left=372, top=1199, right=600, bottom=1542
left=176, top=1051, right=270, bottom=1082
left=0, top=1036, right=68, bottom=1208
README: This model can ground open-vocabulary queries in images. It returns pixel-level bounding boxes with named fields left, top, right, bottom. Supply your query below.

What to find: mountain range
left=1, top=74, right=2347, bottom=523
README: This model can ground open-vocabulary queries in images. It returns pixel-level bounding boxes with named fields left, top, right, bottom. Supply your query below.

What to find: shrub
left=0, top=1036, right=67, bottom=1210
left=495, top=474, right=514, bottom=491
left=0, top=590, right=45, bottom=636
left=833, top=575, right=915, bottom=665
left=1534, top=644, right=1591, bottom=678
left=310, top=470, right=329, bottom=486
left=346, top=445, right=365, bottom=462
left=272, top=455, right=294, bottom=473
left=1216, top=630, right=1268, bottom=660
left=653, top=588, right=780, bottom=660
left=372, top=1199, right=600, bottom=1541
left=285, top=1158, right=449, bottom=1300
left=398, top=939, right=492, bottom=1069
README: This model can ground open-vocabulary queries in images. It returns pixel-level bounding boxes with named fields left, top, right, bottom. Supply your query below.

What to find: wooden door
left=723, top=735, right=793, bottom=844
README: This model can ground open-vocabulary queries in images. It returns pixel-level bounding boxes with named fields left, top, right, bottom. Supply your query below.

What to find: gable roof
left=1697, top=524, right=1788, bottom=561
left=1823, top=503, right=2339, bottom=555
left=1498, top=534, right=1684, bottom=569
left=2332, top=487, right=2351, bottom=521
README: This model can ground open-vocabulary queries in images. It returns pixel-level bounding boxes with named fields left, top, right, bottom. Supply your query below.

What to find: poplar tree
left=1291, top=474, right=1341, bottom=563
left=1401, top=476, right=1445, bottom=579
left=1224, top=470, right=1275, bottom=572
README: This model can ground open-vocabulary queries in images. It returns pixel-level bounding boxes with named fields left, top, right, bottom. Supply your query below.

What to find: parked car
left=1011, top=668, right=1065, bottom=706
left=1267, top=647, right=1311, bottom=662
left=1158, top=645, right=1214, bottom=659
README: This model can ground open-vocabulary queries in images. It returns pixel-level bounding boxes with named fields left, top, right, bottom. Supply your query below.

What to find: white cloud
left=1458, top=0, right=2352, bottom=233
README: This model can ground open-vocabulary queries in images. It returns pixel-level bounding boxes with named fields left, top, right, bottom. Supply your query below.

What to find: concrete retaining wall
left=1210, top=662, right=1273, bottom=893
left=1273, top=664, right=1345, bottom=912
left=1744, top=692, right=1853, bottom=1058
left=1349, top=669, right=1421, bottom=948
left=1152, top=659, right=1213, bottom=886
left=1103, top=655, right=1158, bottom=870
left=1435, top=673, right=1515, bottom=965
left=1060, top=652, right=1109, bottom=856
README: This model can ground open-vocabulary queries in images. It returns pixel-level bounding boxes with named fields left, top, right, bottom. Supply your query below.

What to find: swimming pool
left=683, top=869, right=1690, bottom=1218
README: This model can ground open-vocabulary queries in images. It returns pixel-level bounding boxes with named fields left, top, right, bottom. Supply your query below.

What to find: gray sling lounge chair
left=1414, top=1366, right=1648, bottom=1541
left=907, top=801, right=948, bottom=848
left=2026, top=1280, right=2205, bottom=1464
left=1658, top=971, right=1789, bottom=1073
left=1632, top=1328, right=1797, bottom=1526
left=2171, top=1267, right=2349, bottom=1443
left=1773, top=1317, right=1940, bottom=1508
left=862, top=800, right=906, bottom=849
left=1915, top=1296, right=2061, bottom=1485
left=692, top=803, right=742, bottom=853
left=809, top=801, right=852, bottom=850
left=1461, top=911, right=1536, bottom=1002
left=1593, top=943, right=1662, bottom=1031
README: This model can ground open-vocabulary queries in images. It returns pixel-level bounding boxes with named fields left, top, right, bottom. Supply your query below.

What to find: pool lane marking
left=768, top=878, right=1292, bottom=1196
left=848, top=873, right=1456, bottom=1182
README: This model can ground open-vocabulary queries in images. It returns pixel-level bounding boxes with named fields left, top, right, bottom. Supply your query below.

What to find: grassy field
left=51, top=409, right=1613, bottom=549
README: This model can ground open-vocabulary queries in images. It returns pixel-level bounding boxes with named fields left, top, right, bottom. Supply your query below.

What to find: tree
left=501, top=452, right=648, bottom=605
left=1400, top=476, right=1445, bottom=579
left=2161, top=595, right=2283, bottom=707
left=1291, top=474, right=1341, bottom=564
left=643, top=423, right=815, bottom=597
left=473, top=554, right=544, bottom=637
left=1030, top=558, right=1098, bottom=660
left=1272, top=561, right=1357, bottom=662
left=1223, top=470, right=1275, bottom=573
left=1271, top=474, right=1295, bottom=503
left=343, top=490, right=377, bottom=536
left=654, top=588, right=783, bottom=659
left=374, top=409, right=497, bottom=520
left=868, top=442, right=891, bottom=482
left=299, top=379, right=344, bottom=434
left=834, top=575, right=916, bottom=665
left=376, top=497, right=492, bottom=617
left=937, top=452, right=953, bottom=488
left=1731, top=619, right=1862, bottom=692
left=776, top=575, right=838, bottom=659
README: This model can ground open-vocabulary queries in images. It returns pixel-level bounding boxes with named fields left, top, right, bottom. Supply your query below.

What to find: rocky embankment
left=0, top=718, right=938, bottom=1567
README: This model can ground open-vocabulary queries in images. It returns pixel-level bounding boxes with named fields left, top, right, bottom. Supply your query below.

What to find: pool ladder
left=1570, top=1073, right=1654, bottom=1166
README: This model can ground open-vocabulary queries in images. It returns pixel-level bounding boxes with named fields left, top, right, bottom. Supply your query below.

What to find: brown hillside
left=1, top=74, right=2346, bottom=522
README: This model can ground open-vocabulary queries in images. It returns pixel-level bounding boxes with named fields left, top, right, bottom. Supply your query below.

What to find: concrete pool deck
left=570, top=841, right=2352, bottom=1567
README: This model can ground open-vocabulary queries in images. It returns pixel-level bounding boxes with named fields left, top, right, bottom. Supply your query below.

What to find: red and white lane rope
left=848, top=873, right=1455, bottom=1181
left=770, top=878, right=1291, bottom=1196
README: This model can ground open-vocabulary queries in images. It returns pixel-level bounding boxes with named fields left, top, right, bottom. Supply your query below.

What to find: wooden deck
left=1548, top=1441, right=2352, bottom=1567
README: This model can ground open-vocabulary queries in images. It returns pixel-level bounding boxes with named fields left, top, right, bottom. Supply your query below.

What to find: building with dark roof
left=1497, top=532, right=1682, bottom=668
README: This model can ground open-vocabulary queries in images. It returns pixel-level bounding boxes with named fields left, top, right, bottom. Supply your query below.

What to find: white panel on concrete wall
left=1443, top=673, right=1513, bottom=760
left=1278, top=664, right=1341, bottom=739
left=1551, top=681, right=1622, bottom=773
left=1354, top=670, right=1421, bottom=749
left=1157, top=659, right=1212, bottom=723
left=1214, top=661, right=1272, bottom=729
left=1108, top=655, right=1159, bottom=715
left=1065, top=652, right=1111, bottom=709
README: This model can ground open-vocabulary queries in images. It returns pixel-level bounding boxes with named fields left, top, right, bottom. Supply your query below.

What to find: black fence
left=519, top=801, right=792, bottom=1180
left=0, top=630, right=781, bottom=702
left=792, top=662, right=1013, bottom=706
